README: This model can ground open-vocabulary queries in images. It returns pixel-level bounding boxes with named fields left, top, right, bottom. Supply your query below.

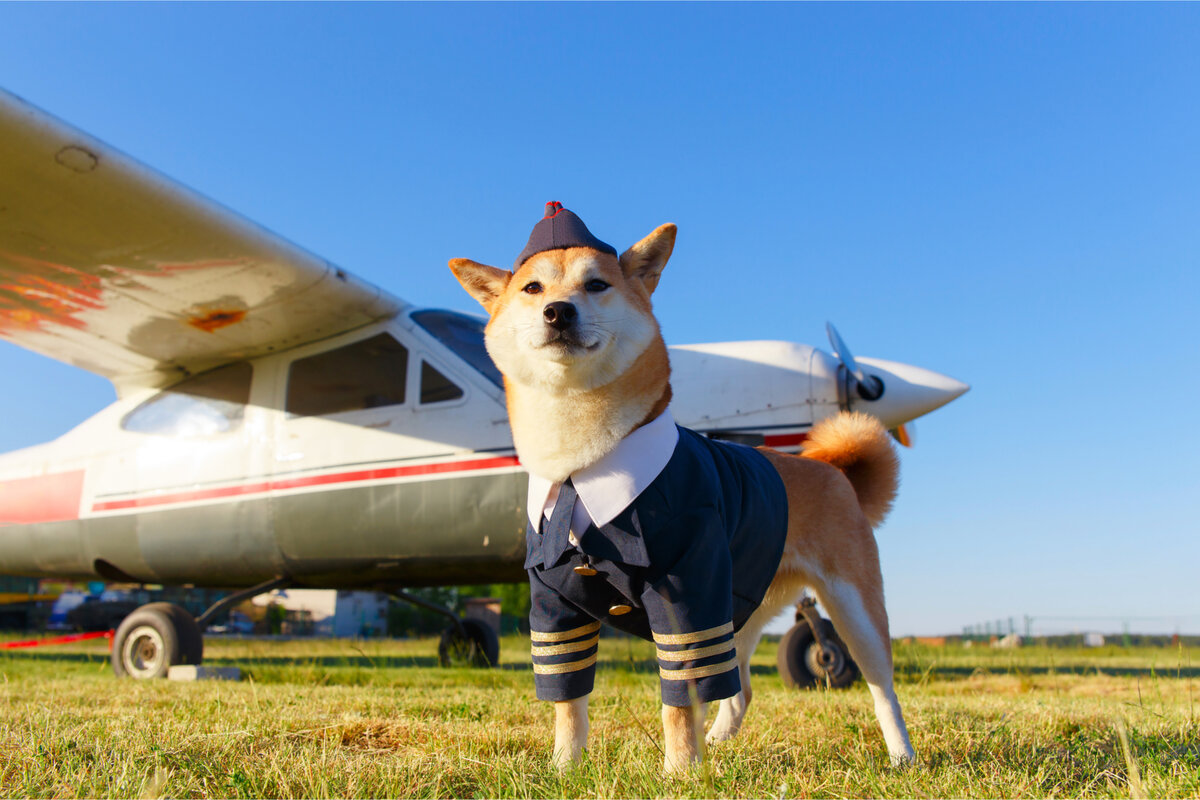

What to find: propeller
left=825, top=322, right=884, bottom=401
left=890, top=422, right=915, bottom=448
left=826, top=322, right=916, bottom=446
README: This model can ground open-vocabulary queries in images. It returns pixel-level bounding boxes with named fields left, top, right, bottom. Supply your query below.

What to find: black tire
left=437, top=618, right=499, bottom=668
left=777, top=617, right=860, bottom=690
left=111, top=603, right=204, bottom=679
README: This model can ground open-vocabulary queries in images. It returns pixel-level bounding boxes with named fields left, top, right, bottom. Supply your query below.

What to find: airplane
left=0, top=88, right=968, bottom=683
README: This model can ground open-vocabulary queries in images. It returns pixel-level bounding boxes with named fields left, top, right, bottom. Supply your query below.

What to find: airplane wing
left=0, top=89, right=405, bottom=395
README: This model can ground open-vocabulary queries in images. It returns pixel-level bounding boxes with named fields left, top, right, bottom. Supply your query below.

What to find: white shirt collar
left=526, top=409, right=679, bottom=532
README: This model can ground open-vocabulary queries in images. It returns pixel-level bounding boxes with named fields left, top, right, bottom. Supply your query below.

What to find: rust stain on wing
left=188, top=309, right=247, bottom=333
left=0, top=251, right=105, bottom=332
left=0, top=252, right=251, bottom=334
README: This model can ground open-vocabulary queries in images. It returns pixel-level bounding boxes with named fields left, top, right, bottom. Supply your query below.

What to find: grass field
left=1, top=633, right=1197, bottom=798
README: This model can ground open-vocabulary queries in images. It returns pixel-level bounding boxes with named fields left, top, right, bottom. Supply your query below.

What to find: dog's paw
left=705, top=722, right=738, bottom=745
left=552, top=747, right=585, bottom=772
left=662, top=752, right=701, bottom=776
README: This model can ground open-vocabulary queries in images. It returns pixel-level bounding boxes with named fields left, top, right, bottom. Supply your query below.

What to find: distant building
left=903, top=636, right=948, bottom=647
left=1084, top=632, right=1105, bottom=647
left=252, top=589, right=390, bottom=637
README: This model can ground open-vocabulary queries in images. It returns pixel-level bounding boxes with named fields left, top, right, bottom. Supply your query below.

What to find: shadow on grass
left=2, top=651, right=447, bottom=670
left=0, top=651, right=108, bottom=665
left=5, top=651, right=1198, bottom=681
left=893, top=664, right=1200, bottom=680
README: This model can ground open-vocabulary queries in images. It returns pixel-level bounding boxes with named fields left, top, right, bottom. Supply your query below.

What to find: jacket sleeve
left=640, top=508, right=741, bottom=707
left=528, top=566, right=600, bottom=702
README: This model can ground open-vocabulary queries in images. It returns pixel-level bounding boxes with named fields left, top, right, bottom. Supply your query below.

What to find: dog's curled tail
left=800, top=411, right=899, bottom=529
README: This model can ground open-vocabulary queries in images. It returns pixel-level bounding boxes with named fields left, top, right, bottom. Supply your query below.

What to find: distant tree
left=265, top=603, right=286, bottom=635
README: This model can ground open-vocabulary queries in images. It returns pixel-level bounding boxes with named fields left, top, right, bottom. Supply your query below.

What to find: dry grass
left=1, top=634, right=1197, bottom=798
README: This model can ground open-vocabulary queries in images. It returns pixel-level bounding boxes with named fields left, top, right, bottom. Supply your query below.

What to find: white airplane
left=0, top=89, right=967, bottom=680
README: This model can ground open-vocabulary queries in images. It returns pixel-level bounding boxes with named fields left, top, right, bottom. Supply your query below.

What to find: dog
left=449, top=203, right=915, bottom=772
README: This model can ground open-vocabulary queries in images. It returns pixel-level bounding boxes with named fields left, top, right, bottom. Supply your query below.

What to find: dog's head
left=449, top=206, right=676, bottom=395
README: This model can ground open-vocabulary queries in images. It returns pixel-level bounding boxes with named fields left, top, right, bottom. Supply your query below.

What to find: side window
left=410, top=309, right=504, bottom=388
left=286, top=333, right=408, bottom=417
left=419, top=361, right=464, bottom=405
left=122, top=362, right=252, bottom=437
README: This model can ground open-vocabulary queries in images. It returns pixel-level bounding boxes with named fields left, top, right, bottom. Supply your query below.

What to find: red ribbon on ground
left=0, top=630, right=113, bottom=649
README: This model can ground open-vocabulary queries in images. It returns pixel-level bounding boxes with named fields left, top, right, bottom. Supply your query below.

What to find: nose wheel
left=777, top=598, right=860, bottom=690
left=437, top=618, right=499, bottom=667
left=387, top=589, right=500, bottom=668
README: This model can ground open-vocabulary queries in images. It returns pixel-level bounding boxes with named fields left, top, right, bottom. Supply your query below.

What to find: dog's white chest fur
left=509, top=388, right=661, bottom=482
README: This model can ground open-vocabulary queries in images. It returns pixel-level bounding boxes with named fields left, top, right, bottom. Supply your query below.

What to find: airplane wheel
left=111, top=603, right=204, bottom=679
left=437, top=619, right=498, bottom=668
left=777, top=617, right=859, bottom=690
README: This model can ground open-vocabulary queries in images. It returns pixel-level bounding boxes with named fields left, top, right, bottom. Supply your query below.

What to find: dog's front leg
left=553, top=696, right=589, bottom=768
left=662, top=704, right=702, bottom=773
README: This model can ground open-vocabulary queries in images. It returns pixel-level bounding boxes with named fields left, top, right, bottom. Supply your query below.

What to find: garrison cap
left=513, top=202, right=617, bottom=271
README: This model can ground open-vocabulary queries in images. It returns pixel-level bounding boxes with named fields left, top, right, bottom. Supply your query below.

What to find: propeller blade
left=826, top=322, right=883, bottom=401
left=825, top=322, right=862, bottom=378
left=889, top=422, right=915, bottom=448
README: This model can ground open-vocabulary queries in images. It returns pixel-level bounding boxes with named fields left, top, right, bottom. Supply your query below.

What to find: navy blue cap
left=513, top=202, right=617, bottom=271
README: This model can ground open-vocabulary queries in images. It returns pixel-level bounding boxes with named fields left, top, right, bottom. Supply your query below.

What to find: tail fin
left=800, top=411, right=899, bottom=529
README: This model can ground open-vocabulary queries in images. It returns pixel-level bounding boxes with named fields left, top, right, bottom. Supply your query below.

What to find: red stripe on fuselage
left=90, top=455, right=522, bottom=513
left=763, top=432, right=809, bottom=448
left=0, top=470, right=84, bottom=524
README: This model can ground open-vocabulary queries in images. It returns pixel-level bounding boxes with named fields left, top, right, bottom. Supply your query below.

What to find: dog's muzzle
left=543, top=301, right=577, bottom=331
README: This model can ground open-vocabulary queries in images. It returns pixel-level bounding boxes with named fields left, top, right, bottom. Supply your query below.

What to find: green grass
left=1, top=634, right=1197, bottom=798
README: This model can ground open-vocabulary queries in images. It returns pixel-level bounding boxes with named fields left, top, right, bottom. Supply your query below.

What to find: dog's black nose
left=543, top=301, right=577, bottom=331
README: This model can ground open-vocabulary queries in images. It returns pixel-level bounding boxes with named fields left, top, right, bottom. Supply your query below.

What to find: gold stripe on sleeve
left=655, top=639, right=734, bottom=663
left=533, top=652, right=598, bottom=675
left=659, top=654, right=739, bottom=681
left=530, top=621, right=601, bottom=643
left=651, top=621, right=734, bottom=646
left=531, top=635, right=599, bottom=657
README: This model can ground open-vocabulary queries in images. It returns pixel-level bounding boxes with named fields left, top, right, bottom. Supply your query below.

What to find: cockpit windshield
left=410, top=309, right=504, bottom=389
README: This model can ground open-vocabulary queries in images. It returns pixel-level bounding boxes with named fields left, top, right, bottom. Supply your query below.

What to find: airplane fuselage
left=4, top=304, right=970, bottom=593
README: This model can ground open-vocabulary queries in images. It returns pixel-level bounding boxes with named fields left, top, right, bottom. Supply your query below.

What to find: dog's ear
left=619, top=223, right=676, bottom=295
left=448, top=258, right=512, bottom=313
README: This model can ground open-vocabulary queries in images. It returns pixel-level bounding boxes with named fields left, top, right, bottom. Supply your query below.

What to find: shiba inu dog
left=449, top=203, right=915, bottom=772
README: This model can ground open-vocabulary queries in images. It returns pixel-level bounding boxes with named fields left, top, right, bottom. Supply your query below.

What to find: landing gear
left=777, top=597, right=860, bottom=689
left=437, top=618, right=499, bottom=667
left=106, top=578, right=501, bottom=677
left=111, top=576, right=290, bottom=679
left=111, top=603, right=203, bottom=679
left=388, top=589, right=499, bottom=668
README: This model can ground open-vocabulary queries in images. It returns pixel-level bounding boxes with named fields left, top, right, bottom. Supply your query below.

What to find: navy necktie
left=542, top=478, right=577, bottom=570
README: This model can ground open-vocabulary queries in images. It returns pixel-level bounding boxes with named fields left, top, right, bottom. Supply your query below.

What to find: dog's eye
left=522, top=282, right=543, bottom=295
left=585, top=279, right=610, bottom=293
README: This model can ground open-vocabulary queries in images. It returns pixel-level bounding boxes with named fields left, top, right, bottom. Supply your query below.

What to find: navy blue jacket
left=526, top=427, right=789, bottom=706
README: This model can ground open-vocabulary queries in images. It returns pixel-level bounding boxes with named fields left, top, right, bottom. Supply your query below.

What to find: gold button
left=573, top=565, right=598, bottom=576
left=608, top=604, right=633, bottom=616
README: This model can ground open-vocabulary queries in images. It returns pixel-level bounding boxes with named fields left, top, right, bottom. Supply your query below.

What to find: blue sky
left=1, top=3, right=1197, bottom=636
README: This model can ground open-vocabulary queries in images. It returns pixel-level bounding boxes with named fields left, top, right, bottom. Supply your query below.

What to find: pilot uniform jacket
left=525, top=422, right=789, bottom=707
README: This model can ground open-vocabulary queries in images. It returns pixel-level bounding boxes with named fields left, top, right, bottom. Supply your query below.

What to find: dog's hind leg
left=705, top=666, right=750, bottom=744
left=553, top=695, right=589, bottom=769
left=763, top=450, right=914, bottom=764
left=809, top=570, right=915, bottom=766
left=706, top=586, right=801, bottom=744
